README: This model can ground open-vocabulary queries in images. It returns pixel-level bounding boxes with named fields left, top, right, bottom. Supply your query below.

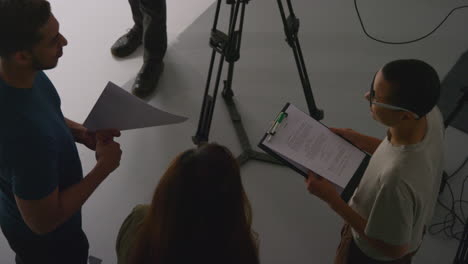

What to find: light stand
left=192, top=0, right=323, bottom=166
left=445, top=87, right=468, bottom=129
left=446, top=87, right=468, bottom=264
left=440, top=86, right=468, bottom=194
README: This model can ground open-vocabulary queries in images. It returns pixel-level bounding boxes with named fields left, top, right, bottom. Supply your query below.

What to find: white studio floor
left=1, top=0, right=468, bottom=263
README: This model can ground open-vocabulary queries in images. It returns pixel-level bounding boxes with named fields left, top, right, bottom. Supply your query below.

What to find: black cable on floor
left=429, top=158, right=468, bottom=240
left=430, top=180, right=466, bottom=240
left=354, top=1, right=468, bottom=45
left=448, top=156, right=468, bottom=181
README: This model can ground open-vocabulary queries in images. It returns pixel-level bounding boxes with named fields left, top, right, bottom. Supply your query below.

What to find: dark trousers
left=335, top=224, right=415, bottom=264
left=2, top=227, right=89, bottom=264
left=129, top=0, right=167, bottom=62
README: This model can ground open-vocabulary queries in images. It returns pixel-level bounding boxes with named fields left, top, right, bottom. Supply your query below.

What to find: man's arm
left=330, top=128, right=382, bottom=155
left=306, top=175, right=410, bottom=259
left=64, top=117, right=85, bottom=143
left=15, top=137, right=122, bottom=235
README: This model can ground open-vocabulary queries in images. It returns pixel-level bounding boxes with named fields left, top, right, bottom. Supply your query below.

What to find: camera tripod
left=192, top=0, right=323, bottom=166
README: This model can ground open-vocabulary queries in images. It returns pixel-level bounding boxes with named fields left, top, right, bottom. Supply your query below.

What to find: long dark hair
left=128, top=143, right=259, bottom=264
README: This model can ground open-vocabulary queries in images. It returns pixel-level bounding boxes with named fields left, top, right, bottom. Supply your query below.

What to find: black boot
left=132, top=61, right=164, bottom=98
left=111, top=26, right=142, bottom=58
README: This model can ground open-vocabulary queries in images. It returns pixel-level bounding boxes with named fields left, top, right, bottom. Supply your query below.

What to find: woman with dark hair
left=116, top=143, right=259, bottom=264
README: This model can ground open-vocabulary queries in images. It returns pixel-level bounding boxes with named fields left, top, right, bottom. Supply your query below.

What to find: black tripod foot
left=222, top=90, right=284, bottom=167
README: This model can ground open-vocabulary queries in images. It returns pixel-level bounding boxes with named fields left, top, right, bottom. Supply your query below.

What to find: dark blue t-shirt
left=0, top=71, right=83, bottom=239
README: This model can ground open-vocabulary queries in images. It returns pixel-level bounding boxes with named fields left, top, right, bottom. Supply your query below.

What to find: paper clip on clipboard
left=266, top=112, right=288, bottom=142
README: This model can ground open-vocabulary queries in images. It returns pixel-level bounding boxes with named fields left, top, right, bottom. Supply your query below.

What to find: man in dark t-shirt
left=0, top=1, right=123, bottom=263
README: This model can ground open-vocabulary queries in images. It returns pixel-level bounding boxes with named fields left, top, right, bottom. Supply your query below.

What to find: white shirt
left=349, top=107, right=445, bottom=261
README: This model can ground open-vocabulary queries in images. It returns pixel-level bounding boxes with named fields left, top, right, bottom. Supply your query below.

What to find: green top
left=116, top=204, right=150, bottom=264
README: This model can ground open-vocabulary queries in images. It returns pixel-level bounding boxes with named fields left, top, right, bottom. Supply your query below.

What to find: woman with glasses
left=115, top=143, right=259, bottom=264
left=305, top=59, right=444, bottom=264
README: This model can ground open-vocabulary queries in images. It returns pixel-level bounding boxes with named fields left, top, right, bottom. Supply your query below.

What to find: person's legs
left=131, top=0, right=167, bottom=98
left=110, top=0, right=144, bottom=58
left=54, top=230, right=89, bottom=264
left=3, top=228, right=89, bottom=264
left=140, top=0, right=167, bottom=63
left=129, top=0, right=143, bottom=31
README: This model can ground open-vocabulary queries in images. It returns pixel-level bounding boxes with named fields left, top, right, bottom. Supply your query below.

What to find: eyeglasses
left=369, top=77, right=420, bottom=119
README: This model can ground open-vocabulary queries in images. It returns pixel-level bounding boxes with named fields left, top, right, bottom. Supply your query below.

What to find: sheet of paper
left=263, top=104, right=366, bottom=188
left=83, top=82, right=187, bottom=131
left=275, top=151, right=344, bottom=193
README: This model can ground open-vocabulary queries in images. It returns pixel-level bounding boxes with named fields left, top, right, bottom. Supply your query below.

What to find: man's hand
left=95, top=133, right=122, bottom=175
left=330, top=127, right=359, bottom=144
left=77, top=128, right=121, bottom=151
left=305, top=171, right=341, bottom=206
left=330, top=127, right=382, bottom=155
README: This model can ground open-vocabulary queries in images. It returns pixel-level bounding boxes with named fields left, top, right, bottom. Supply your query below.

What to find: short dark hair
left=382, top=59, right=440, bottom=117
left=0, top=0, right=51, bottom=58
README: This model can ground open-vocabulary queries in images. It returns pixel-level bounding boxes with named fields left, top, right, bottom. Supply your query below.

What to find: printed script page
left=263, top=104, right=366, bottom=188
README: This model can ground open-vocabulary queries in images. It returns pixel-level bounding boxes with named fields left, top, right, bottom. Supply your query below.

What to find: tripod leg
left=193, top=0, right=221, bottom=145
left=223, top=0, right=246, bottom=99
left=193, top=0, right=243, bottom=145
left=193, top=52, right=226, bottom=145
left=222, top=63, right=235, bottom=99
left=277, top=0, right=323, bottom=121
left=222, top=1, right=253, bottom=151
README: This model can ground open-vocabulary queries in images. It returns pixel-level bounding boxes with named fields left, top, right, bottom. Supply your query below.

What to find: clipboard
left=258, top=103, right=371, bottom=202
